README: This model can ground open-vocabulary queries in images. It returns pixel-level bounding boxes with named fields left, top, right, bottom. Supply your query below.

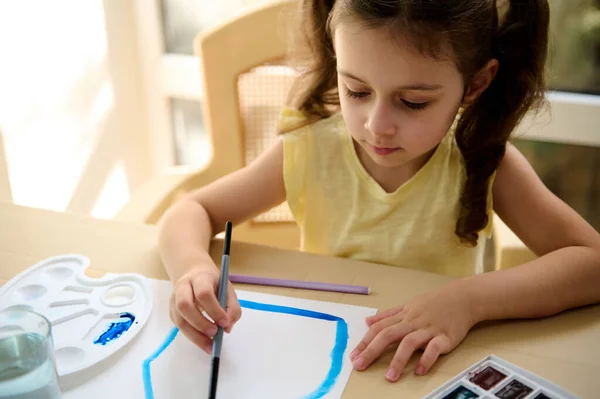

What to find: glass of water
left=0, top=309, right=61, bottom=399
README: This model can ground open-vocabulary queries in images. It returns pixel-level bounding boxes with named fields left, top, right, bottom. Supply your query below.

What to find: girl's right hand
left=169, top=266, right=242, bottom=354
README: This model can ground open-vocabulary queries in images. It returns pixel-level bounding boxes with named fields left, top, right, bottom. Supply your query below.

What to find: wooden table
left=1, top=202, right=599, bottom=398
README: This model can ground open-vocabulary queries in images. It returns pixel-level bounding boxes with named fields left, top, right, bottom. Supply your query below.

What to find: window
left=513, top=139, right=600, bottom=231
left=169, top=98, right=210, bottom=166
left=515, top=0, right=600, bottom=232
left=161, top=0, right=268, bottom=55
left=547, top=0, right=600, bottom=95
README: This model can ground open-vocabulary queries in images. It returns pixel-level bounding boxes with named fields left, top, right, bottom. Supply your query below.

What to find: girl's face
left=334, top=23, right=465, bottom=173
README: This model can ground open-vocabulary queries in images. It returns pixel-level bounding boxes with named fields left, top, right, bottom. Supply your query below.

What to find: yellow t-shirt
left=280, top=108, right=493, bottom=278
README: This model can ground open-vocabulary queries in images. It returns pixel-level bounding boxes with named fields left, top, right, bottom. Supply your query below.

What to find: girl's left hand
left=350, top=282, right=478, bottom=382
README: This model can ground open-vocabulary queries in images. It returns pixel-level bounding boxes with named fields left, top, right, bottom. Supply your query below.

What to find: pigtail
left=284, top=0, right=340, bottom=129
left=455, top=0, right=550, bottom=246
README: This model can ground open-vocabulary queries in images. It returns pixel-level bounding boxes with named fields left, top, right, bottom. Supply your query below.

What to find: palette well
left=423, top=355, right=578, bottom=399
left=0, top=254, right=153, bottom=377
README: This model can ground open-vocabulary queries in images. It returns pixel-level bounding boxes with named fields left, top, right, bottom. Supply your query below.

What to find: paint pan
left=423, top=355, right=578, bottom=399
left=0, top=254, right=153, bottom=377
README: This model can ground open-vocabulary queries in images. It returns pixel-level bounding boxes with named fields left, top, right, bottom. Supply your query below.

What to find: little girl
left=158, top=0, right=600, bottom=383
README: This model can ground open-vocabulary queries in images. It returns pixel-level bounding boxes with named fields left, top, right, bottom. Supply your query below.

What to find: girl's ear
left=462, top=59, right=499, bottom=106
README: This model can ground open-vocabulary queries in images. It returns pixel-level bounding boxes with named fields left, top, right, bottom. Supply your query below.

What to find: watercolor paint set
left=0, top=254, right=153, bottom=377
left=423, top=354, right=578, bottom=399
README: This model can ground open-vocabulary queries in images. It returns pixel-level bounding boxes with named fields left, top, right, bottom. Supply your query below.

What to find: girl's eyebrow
left=337, top=69, right=444, bottom=91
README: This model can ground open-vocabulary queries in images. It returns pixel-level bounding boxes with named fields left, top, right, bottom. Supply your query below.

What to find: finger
left=365, top=306, right=404, bottom=326
left=191, top=277, right=229, bottom=328
left=176, top=314, right=214, bottom=355
left=386, top=330, right=433, bottom=382
left=351, top=314, right=404, bottom=361
left=169, top=294, right=177, bottom=324
left=416, top=335, right=452, bottom=376
left=224, top=283, right=242, bottom=333
left=173, top=283, right=219, bottom=337
left=352, top=322, right=414, bottom=371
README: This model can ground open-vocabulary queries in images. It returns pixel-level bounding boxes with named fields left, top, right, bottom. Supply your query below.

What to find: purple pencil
left=228, top=274, right=370, bottom=295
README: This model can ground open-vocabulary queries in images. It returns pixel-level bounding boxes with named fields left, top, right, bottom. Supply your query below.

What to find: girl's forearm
left=158, top=199, right=219, bottom=283
left=457, top=246, right=600, bottom=323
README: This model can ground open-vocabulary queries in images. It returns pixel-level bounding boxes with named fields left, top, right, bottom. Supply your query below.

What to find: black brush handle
left=223, top=221, right=232, bottom=255
left=208, top=357, right=220, bottom=399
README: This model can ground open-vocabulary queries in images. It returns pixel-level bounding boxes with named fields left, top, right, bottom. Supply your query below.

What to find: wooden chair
left=116, top=0, right=301, bottom=250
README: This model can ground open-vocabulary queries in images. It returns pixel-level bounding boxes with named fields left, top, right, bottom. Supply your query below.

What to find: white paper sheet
left=61, top=278, right=377, bottom=399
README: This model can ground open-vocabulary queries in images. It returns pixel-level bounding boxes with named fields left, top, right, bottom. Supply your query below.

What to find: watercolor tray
left=0, top=254, right=153, bottom=377
left=423, top=354, right=578, bottom=399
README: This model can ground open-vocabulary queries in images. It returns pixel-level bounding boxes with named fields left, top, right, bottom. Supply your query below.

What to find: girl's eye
left=345, top=88, right=370, bottom=99
left=345, top=87, right=429, bottom=110
left=402, top=100, right=429, bottom=111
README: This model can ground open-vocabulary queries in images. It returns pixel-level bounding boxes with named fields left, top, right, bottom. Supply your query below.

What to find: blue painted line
left=238, top=300, right=349, bottom=398
left=142, top=300, right=349, bottom=399
left=142, top=327, right=179, bottom=399
left=238, top=299, right=340, bottom=321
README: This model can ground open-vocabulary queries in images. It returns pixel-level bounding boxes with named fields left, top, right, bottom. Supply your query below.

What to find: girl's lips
left=370, top=145, right=400, bottom=155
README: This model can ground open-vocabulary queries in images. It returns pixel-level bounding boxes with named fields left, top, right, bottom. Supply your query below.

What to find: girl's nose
left=365, top=101, right=396, bottom=137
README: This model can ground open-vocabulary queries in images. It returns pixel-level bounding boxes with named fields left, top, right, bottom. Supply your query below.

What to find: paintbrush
left=208, top=221, right=232, bottom=399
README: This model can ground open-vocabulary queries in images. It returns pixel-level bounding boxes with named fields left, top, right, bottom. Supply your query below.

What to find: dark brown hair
left=286, top=0, right=550, bottom=246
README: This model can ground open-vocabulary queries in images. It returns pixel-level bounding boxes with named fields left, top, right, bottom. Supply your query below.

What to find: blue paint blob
left=141, top=301, right=349, bottom=399
left=94, top=312, right=135, bottom=346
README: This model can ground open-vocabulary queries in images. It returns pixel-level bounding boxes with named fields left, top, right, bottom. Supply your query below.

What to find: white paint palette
left=423, top=355, right=578, bottom=399
left=0, top=254, right=153, bottom=377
